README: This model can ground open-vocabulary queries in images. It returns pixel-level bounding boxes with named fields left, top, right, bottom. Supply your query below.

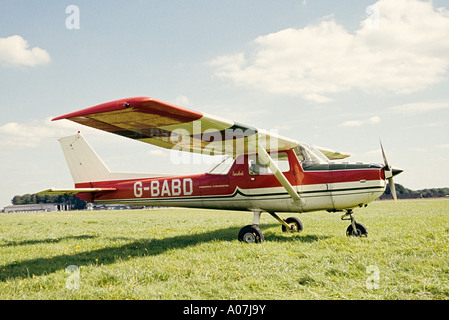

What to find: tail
left=58, top=133, right=111, bottom=184
left=58, top=133, right=166, bottom=185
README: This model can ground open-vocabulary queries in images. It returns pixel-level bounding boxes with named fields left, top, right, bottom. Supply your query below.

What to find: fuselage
left=75, top=148, right=387, bottom=213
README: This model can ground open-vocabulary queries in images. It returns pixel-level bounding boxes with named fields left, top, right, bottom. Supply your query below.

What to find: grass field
left=0, top=198, right=448, bottom=300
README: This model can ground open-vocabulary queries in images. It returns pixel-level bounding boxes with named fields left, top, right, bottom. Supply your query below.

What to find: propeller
left=380, top=141, right=401, bottom=203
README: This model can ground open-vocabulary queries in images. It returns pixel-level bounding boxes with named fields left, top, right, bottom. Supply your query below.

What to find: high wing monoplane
left=39, top=97, right=402, bottom=242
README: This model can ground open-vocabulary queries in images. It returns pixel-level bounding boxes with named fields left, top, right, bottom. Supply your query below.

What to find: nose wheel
left=341, top=210, right=368, bottom=237
left=281, top=216, right=304, bottom=233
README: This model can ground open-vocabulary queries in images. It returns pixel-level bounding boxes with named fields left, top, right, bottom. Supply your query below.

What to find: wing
left=53, top=97, right=349, bottom=159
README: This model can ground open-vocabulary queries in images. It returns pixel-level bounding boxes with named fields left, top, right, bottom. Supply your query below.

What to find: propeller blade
left=380, top=140, right=399, bottom=202
left=389, top=177, right=397, bottom=203
left=380, top=140, right=389, bottom=169
left=380, top=140, right=393, bottom=179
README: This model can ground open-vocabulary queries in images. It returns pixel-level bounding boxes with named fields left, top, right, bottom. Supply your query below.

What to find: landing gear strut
left=341, top=209, right=368, bottom=237
left=238, top=211, right=303, bottom=243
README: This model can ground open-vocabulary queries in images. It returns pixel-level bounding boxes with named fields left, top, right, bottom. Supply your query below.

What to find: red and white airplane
left=39, top=97, right=402, bottom=243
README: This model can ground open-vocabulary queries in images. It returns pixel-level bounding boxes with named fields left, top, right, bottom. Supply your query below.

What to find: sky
left=1, top=0, right=449, bottom=208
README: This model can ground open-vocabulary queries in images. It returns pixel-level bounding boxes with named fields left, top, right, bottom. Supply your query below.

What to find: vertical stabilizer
left=59, top=133, right=111, bottom=184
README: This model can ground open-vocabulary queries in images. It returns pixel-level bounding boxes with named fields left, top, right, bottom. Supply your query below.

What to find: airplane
left=39, top=96, right=403, bottom=243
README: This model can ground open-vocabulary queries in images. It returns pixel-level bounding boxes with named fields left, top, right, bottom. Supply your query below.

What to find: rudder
left=59, top=133, right=111, bottom=184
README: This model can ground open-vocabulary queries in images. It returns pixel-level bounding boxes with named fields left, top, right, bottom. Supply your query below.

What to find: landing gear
left=238, top=211, right=264, bottom=243
left=267, top=211, right=303, bottom=234
left=346, top=223, right=368, bottom=237
left=238, top=225, right=264, bottom=243
left=341, top=209, right=368, bottom=237
left=281, top=217, right=304, bottom=233
left=238, top=211, right=303, bottom=243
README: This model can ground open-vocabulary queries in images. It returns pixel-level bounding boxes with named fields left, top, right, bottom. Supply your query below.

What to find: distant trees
left=381, top=184, right=449, bottom=199
left=11, top=194, right=87, bottom=210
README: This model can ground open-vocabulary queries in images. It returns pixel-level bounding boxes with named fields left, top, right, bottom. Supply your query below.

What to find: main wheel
left=346, top=223, right=368, bottom=237
left=238, top=225, right=264, bottom=243
left=281, top=217, right=304, bottom=233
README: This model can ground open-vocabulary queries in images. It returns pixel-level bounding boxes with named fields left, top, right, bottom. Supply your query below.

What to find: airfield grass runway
left=0, top=198, right=448, bottom=299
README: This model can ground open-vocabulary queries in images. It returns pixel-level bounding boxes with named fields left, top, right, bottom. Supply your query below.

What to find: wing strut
left=256, top=144, right=303, bottom=206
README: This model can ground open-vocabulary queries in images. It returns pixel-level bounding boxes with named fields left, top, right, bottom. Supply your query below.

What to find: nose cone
left=392, top=168, right=403, bottom=177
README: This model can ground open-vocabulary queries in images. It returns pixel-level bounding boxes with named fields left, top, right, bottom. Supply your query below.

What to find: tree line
left=11, top=194, right=87, bottom=210
left=381, top=184, right=449, bottom=199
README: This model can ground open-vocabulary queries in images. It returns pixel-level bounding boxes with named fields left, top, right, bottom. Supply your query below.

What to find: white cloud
left=209, top=0, right=449, bottom=102
left=0, top=35, right=51, bottom=67
left=340, top=116, right=381, bottom=127
left=408, top=147, right=427, bottom=153
left=340, top=120, right=364, bottom=127
left=0, top=119, right=57, bottom=148
left=390, top=101, right=449, bottom=115
left=369, top=116, right=381, bottom=124
left=0, top=117, right=104, bottom=148
left=174, top=95, right=192, bottom=107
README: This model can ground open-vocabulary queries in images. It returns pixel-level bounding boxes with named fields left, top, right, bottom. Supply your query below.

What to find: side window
left=249, top=158, right=268, bottom=175
left=208, top=156, right=234, bottom=174
left=248, top=153, right=290, bottom=175
left=276, top=158, right=290, bottom=172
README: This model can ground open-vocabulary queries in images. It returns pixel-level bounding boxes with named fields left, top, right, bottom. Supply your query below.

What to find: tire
left=346, top=223, right=368, bottom=237
left=281, top=217, right=304, bottom=233
left=238, top=225, right=264, bottom=243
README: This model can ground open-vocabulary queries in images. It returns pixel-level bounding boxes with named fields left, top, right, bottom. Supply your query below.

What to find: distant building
left=87, top=203, right=146, bottom=210
left=2, top=203, right=71, bottom=213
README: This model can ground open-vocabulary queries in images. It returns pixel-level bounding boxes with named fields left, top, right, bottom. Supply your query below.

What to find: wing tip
left=52, top=96, right=153, bottom=121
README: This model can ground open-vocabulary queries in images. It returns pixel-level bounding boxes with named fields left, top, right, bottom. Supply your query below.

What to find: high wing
left=53, top=97, right=349, bottom=159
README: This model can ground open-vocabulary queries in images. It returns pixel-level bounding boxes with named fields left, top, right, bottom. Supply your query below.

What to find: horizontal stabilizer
left=37, top=188, right=116, bottom=196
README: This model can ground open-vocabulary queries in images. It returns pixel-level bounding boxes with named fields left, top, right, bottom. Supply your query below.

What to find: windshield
left=295, top=142, right=329, bottom=166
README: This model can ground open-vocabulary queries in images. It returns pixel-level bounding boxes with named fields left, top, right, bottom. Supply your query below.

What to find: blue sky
left=1, top=0, right=449, bottom=208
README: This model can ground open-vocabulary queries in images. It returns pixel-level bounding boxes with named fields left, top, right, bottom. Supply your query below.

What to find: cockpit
left=294, top=142, right=329, bottom=167
left=207, top=142, right=330, bottom=175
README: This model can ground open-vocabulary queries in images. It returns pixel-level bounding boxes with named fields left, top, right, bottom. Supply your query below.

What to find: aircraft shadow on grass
left=0, top=235, right=96, bottom=247
left=0, top=224, right=329, bottom=281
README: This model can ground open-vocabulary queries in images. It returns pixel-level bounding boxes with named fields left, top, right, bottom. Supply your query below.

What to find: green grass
left=1, top=199, right=448, bottom=299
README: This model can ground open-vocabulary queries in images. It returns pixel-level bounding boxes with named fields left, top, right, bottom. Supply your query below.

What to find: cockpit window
left=295, top=143, right=329, bottom=167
